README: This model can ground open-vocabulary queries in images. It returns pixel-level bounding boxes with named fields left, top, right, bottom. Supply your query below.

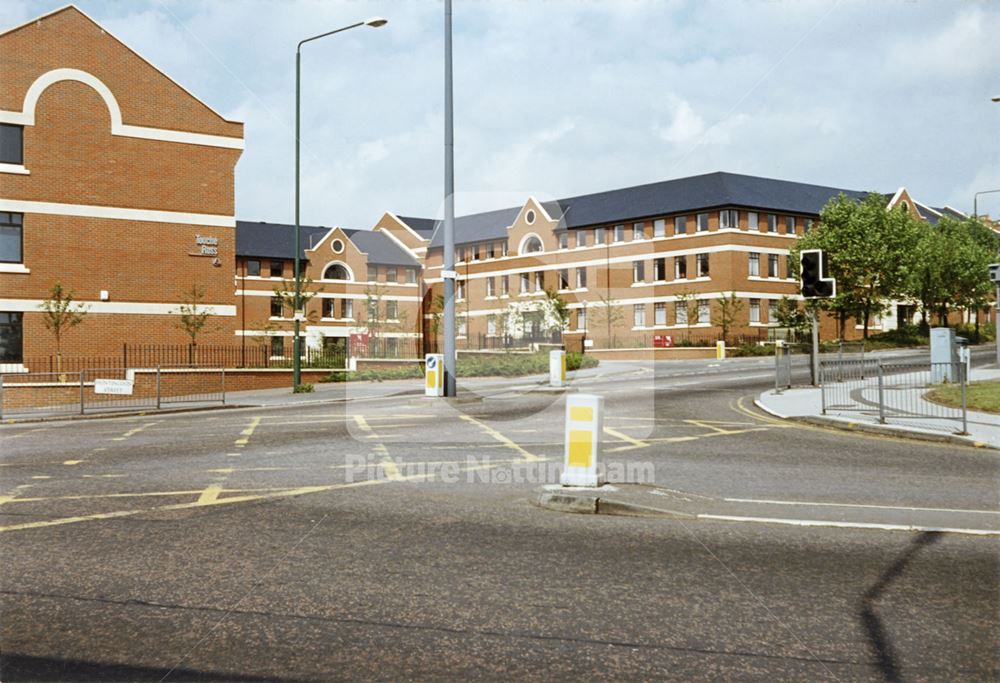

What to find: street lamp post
left=293, top=17, right=387, bottom=390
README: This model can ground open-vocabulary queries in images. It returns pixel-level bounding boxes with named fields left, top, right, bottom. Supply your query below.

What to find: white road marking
left=698, top=514, right=1000, bottom=536
left=723, top=497, right=1000, bottom=516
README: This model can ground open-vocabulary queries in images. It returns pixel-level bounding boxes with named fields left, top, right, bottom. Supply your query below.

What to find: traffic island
left=532, top=484, right=696, bottom=518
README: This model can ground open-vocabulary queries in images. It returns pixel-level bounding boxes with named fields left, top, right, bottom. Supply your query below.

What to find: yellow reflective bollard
left=716, top=340, right=726, bottom=360
left=549, top=350, right=566, bottom=388
left=561, top=393, right=604, bottom=487
left=425, top=353, right=444, bottom=397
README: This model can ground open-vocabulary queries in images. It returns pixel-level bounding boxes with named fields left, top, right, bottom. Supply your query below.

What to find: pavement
left=757, top=366, right=1000, bottom=449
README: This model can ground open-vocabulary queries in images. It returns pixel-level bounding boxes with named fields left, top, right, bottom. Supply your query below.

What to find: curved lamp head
left=365, top=17, right=388, bottom=27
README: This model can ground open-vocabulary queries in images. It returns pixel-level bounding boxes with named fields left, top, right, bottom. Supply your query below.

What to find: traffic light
left=800, top=249, right=836, bottom=298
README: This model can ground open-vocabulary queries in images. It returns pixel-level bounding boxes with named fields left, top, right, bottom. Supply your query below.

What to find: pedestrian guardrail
left=820, top=360, right=967, bottom=434
left=0, top=367, right=226, bottom=420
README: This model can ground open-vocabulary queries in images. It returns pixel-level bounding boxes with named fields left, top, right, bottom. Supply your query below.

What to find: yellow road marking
left=63, top=460, right=83, bottom=466
left=234, top=416, right=262, bottom=448
left=5, top=427, right=49, bottom=439
left=603, top=426, right=648, bottom=450
left=459, top=415, right=542, bottom=462
left=31, top=475, right=51, bottom=480
left=0, top=487, right=292, bottom=504
left=196, top=484, right=223, bottom=505
left=380, top=460, right=403, bottom=481
left=111, top=422, right=157, bottom=441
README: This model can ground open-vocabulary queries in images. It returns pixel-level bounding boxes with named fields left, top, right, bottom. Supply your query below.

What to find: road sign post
left=800, top=250, right=836, bottom=386
left=990, top=264, right=999, bottom=367
left=561, top=393, right=604, bottom=487
left=425, top=353, right=444, bottom=397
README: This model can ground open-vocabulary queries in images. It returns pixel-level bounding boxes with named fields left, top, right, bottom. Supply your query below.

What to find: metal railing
left=820, top=360, right=967, bottom=434
left=0, top=367, right=226, bottom=420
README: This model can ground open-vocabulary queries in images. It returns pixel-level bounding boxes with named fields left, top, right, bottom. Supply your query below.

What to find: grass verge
left=321, top=352, right=598, bottom=383
left=925, top=380, right=1000, bottom=414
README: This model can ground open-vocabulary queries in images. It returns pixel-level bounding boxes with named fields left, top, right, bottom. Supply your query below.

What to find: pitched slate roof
left=395, top=216, right=438, bottom=238
left=236, top=221, right=419, bottom=266
left=420, top=171, right=877, bottom=248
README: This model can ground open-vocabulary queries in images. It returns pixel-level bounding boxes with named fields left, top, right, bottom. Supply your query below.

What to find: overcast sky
left=7, top=0, right=1000, bottom=226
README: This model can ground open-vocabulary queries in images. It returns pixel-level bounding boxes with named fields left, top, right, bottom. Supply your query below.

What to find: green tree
left=590, top=294, right=625, bottom=347
left=38, top=282, right=89, bottom=374
left=172, top=284, right=216, bottom=347
left=272, top=277, right=322, bottom=360
left=674, top=289, right=698, bottom=341
left=711, top=291, right=745, bottom=345
left=795, top=193, right=921, bottom=339
left=773, top=296, right=810, bottom=340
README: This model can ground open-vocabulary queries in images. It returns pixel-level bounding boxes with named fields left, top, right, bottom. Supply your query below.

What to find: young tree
left=712, top=291, right=745, bottom=345
left=590, top=294, right=625, bottom=347
left=38, top=282, right=89, bottom=374
left=542, top=288, right=570, bottom=335
left=272, top=277, right=322, bottom=360
left=773, top=296, right=810, bottom=340
left=674, top=289, right=698, bottom=341
left=173, top=285, right=216, bottom=347
left=795, top=193, right=921, bottom=339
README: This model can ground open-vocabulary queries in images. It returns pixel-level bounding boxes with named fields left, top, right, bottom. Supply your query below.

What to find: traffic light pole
left=811, top=308, right=820, bottom=386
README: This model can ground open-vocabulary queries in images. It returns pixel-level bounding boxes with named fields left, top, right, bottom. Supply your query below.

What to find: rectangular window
left=534, top=271, right=544, bottom=292
left=697, top=253, right=710, bottom=277
left=787, top=254, right=794, bottom=278
left=465, top=247, right=473, bottom=263
left=804, top=218, right=813, bottom=233
left=472, top=246, right=480, bottom=262
left=634, top=304, right=646, bottom=327
left=633, top=261, right=645, bottom=283
left=0, top=212, right=23, bottom=263
left=653, top=257, right=666, bottom=281
left=785, top=216, right=796, bottom=234
left=698, top=300, right=710, bottom=324
left=457, top=280, right=465, bottom=300
left=595, top=227, right=606, bottom=245
left=654, top=302, right=666, bottom=326
left=487, top=315, right=497, bottom=336
left=520, top=273, right=530, bottom=293
left=322, top=298, right=335, bottom=318
left=368, top=265, right=378, bottom=281
left=386, top=266, right=397, bottom=283
left=767, top=214, right=777, bottom=233
left=270, top=296, right=283, bottom=317
left=341, top=299, right=353, bottom=319
left=749, top=252, right=760, bottom=276
left=768, top=300, right=778, bottom=324
left=675, top=302, right=688, bottom=325
left=576, top=231, right=587, bottom=248
left=632, top=223, right=644, bottom=240
left=559, top=232, right=568, bottom=249
left=502, top=241, right=509, bottom=256
left=270, top=336, right=284, bottom=357
left=407, top=268, right=417, bottom=284
left=386, top=300, right=398, bottom=320
left=576, top=267, right=587, bottom=289
left=0, top=124, right=23, bottom=165
left=368, top=299, right=379, bottom=320
left=675, top=216, right=687, bottom=235
left=577, top=308, right=586, bottom=330
left=458, top=317, right=467, bottom=337
left=749, top=299, right=761, bottom=323
left=501, top=275, right=510, bottom=296
left=0, top=312, right=23, bottom=363
left=697, top=213, right=709, bottom=232
left=269, top=260, right=283, bottom=278
left=487, top=243, right=495, bottom=259
left=654, top=219, right=666, bottom=238
left=675, top=255, right=687, bottom=279
left=559, top=268, right=570, bottom=290
left=719, top=209, right=738, bottom=229
left=486, top=276, right=495, bottom=297
left=768, top=254, right=779, bottom=278
left=614, top=224, right=625, bottom=242
left=247, top=259, right=261, bottom=277
left=748, top=212, right=758, bottom=230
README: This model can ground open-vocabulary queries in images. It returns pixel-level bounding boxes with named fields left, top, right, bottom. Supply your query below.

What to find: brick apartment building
left=0, top=5, right=243, bottom=370
left=407, top=173, right=969, bottom=352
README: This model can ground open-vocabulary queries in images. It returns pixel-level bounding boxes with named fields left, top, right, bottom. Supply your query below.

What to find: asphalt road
left=1, top=351, right=998, bottom=682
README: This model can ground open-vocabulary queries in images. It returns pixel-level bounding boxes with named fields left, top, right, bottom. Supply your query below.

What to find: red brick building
left=0, top=5, right=243, bottom=370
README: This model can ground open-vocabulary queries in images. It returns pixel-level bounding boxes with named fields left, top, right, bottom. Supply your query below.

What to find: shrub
left=293, top=383, right=315, bottom=393
left=320, top=352, right=599, bottom=383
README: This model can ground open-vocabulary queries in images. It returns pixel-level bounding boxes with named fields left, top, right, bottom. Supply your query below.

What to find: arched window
left=521, top=235, right=543, bottom=254
left=323, top=263, right=351, bottom=281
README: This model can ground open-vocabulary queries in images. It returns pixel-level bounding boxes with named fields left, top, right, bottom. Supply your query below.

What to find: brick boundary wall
left=585, top=347, right=720, bottom=361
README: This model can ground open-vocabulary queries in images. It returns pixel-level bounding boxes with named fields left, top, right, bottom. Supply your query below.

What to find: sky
left=4, top=0, right=1000, bottom=227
